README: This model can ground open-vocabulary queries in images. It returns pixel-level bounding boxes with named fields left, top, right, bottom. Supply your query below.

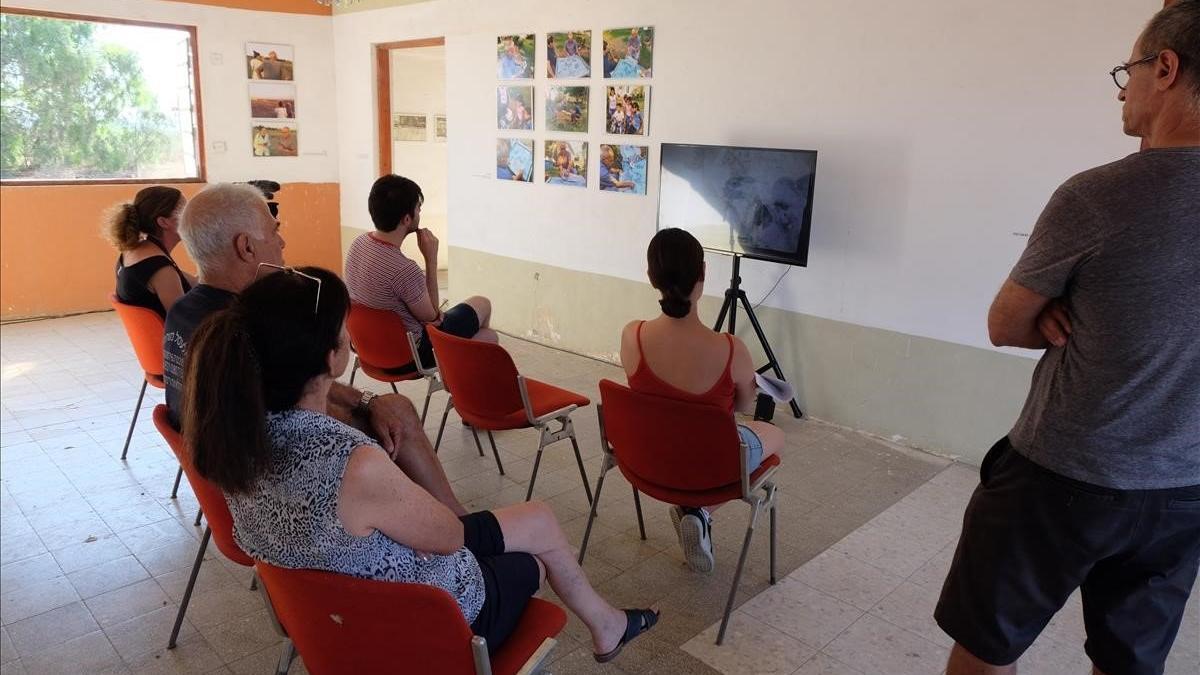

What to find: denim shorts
left=737, top=424, right=764, bottom=473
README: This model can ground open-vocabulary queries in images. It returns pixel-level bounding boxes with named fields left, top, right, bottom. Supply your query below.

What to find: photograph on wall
left=497, top=86, right=534, bottom=130
left=497, top=138, right=533, bottom=182
left=246, top=42, right=294, bottom=80
left=602, top=27, right=653, bottom=78
left=544, top=140, right=587, bottom=188
left=392, top=113, right=427, bottom=141
left=435, top=115, right=447, bottom=140
left=545, top=86, right=589, bottom=133
left=248, top=82, right=296, bottom=120
left=497, top=34, right=534, bottom=79
left=547, top=30, right=591, bottom=79
left=600, top=144, right=648, bottom=195
left=251, top=123, right=298, bottom=157
left=605, top=85, right=649, bottom=135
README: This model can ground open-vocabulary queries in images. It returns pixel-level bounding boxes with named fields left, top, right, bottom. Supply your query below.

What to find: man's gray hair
left=179, top=183, right=270, bottom=272
left=1141, top=0, right=1200, bottom=99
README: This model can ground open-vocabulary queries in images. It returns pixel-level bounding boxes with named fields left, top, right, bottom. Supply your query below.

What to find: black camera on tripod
left=243, top=180, right=281, bottom=218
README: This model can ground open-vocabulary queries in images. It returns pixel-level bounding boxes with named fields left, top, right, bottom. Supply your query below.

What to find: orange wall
left=0, top=182, right=341, bottom=319
left=159, top=0, right=331, bottom=15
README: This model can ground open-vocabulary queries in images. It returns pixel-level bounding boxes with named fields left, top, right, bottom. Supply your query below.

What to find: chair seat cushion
left=489, top=598, right=567, bottom=675
left=619, top=454, right=781, bottom=508
left=359, top=360, right=422, bottom=384
left=459, top=378, right=590, bottom=431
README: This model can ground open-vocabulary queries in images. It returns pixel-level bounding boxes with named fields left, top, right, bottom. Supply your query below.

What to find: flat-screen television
left=657, top=143, right=817, bottom=266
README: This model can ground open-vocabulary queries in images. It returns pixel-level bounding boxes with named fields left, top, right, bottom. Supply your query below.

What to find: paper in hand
left=755, top=373, right=794, bottom=402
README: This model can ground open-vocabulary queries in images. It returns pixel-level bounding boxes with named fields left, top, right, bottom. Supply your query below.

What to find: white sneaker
left=676, top=508, right=714, bottom=574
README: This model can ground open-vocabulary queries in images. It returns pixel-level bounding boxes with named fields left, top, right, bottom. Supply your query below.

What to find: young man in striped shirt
left=345, top=174, right=497, bottom=371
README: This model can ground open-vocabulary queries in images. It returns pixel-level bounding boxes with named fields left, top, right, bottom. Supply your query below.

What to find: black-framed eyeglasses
left=255, top=263, right=321, bottom=314
left=1110, top=53, right=1157, bottom=90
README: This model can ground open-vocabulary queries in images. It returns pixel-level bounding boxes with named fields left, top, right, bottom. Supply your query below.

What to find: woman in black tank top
left=105, top=186, right=195, bottom=317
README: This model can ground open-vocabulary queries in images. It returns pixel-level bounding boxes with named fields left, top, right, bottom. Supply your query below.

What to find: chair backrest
left=110, top=294, right=165, bottom=377
left=426, top=326, right=525, bottom=421
left=254, top=562, right=479, bottom=675
left=151, top=405, right=254, bottom=567
left=346, top=303, right=417, bottom=370
left=598, top=379, right=742, bottom=492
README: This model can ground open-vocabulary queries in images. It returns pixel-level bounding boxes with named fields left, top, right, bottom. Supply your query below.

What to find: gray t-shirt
left=1008, top=147, right=1200, bottom=490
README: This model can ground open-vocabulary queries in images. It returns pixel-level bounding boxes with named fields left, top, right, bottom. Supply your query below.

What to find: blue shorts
left=737, top=424, right=764, bottom=473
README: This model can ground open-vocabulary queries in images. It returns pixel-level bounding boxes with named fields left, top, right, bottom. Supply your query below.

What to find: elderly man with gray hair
left=936, top=2, right=1200, bottom=674
left=163, top=183, right=467, bottom=516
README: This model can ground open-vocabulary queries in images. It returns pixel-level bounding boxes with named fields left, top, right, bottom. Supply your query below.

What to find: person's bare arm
left=146, top=265, right=187, bottom=313
left=338, top=445, right=464, bottom=555
left=417, top=229, right=440, bottom=318
left=327, top=383, right=413, bottom=456
left=730, top=338, right=757, bottom=414
left=618, top=320, right=641, bottom=376
left=988, top=278, right=1069, bottom=349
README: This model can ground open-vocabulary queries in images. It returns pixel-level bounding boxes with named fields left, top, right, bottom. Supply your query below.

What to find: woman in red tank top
left=619, top=228, right=784, bottom=574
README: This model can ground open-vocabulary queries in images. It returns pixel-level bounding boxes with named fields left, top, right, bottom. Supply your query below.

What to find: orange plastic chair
left=255, top=562, right=566, bottom=675
left=425, top=326, right=593, bottom=504
left=152, top=405, right=292, bottom=670
left=111, top=295, right=187, bottom=499
left=345, top=303, right=446, bottom=424
left=578, top=380, right=781, bottom=645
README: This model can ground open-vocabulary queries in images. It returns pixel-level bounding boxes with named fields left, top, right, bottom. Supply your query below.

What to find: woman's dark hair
left=368, top=174, right=424, bottom=233
left=182, top=266, right=350, bottom=493
left=104, top=186, right=183, bottom=251
left=647, top=228, right=704, bottom=319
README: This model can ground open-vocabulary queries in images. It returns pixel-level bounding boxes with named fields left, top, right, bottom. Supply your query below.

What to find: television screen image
left=657, top=143, right=817, bottom=266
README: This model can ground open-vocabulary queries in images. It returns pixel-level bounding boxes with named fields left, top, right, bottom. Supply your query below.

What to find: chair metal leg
left=170, top=465, right=184, bottom=499
left=485, top=431, right=506, bottom=476
left=390, top=382, right=398, bottom=394
left=471, top=428, right=485, bottom=457
left=577, top=459, right=611, bottom=564
left=249, top=571, right=258, bottom=592
left=169, top=526, right=211, bottom=649
left=632, top=487, right=647, bottom=541
left=717, top=501, right=763, bottom=646
left=434, top=398, right=453, bottom=452
left=769, top=499, right=778, bottom=585
left=274, top=639, right=296, bottom=675
left=420, top=390, right=432, bottom=424
left=120, top=380, right=148, bottom=460
left=568, top=434, right=593, bottom=505
left=194, top=508, right=203, bottom=527
left=525, top=439, right=547, bottom=502
left=471, top=635, right=493, bottom=675
left=349, top=358, right=358, bottom=387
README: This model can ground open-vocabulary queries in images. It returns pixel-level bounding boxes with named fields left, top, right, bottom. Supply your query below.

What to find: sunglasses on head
left=255, top=263, right=321, bottom=314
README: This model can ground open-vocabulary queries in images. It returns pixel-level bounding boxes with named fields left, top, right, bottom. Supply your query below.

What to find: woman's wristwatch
left=357, top=389, right=378, bottom=415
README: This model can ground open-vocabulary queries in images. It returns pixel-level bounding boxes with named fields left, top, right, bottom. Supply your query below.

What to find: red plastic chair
left=111, top=295, right=188, bottom=499
left=425, top=326, right=593, bottom=504
left=345, top=304, right=446, bottom=426
left=152, top=405, right=292, bottom=670
left=255, top=562, right=567, bottom=675
left=578, top=379, right=781, bottom=645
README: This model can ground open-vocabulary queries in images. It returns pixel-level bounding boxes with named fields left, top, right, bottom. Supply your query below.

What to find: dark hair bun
left=659, top=296, right=691, bottom=319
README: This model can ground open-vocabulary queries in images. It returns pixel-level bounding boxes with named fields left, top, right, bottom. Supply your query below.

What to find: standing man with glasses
left=936, top=2, right=1200, bottom=674
left=164, top=183, right=468, bottom=516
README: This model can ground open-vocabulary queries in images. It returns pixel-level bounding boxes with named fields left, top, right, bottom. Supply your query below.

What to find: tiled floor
left=1, top=312, right=1197, bottom=675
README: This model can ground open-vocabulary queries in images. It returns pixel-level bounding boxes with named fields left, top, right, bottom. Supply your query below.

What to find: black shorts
left=385, top=303, right=480, bottom=375
left=935, top=437, right=1200, bottom=675
left=460, top=511, right=541, bottom=652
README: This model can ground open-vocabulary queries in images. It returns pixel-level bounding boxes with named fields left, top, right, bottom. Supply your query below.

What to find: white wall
left=389, top=46, right=449, bottom=270
left=334, top=0, right=1156, bottom=353
left=11, top=0, right=340, bottom=184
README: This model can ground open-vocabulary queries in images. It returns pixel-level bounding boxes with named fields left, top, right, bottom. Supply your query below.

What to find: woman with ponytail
left=619, top=227, right=785, bottom=574
left=105, top=186, right=194, bottom=316
left=183, top=266, right=657, bottom=662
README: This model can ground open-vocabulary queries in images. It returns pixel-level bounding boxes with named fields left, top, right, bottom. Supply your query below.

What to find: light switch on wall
left=210, top=52, right=223, bottom=65
left=212, top=141, right=227, bottom=153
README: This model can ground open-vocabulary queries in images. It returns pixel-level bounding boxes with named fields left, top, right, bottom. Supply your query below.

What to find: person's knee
left=527, top=500, right=566, bottom=547
left=465, top=296, right=492, bottom=322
